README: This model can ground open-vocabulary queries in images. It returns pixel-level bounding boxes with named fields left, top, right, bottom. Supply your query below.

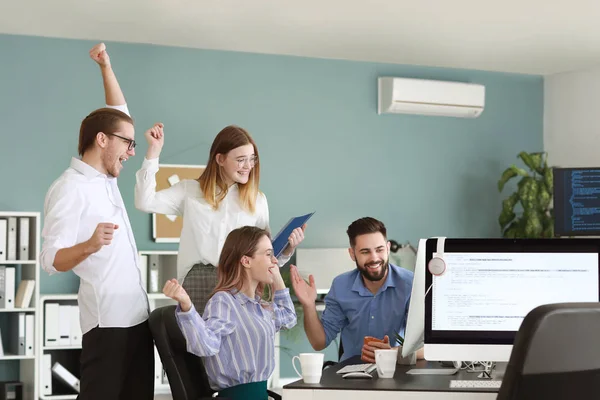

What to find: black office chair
left=497, top=302, right=600, bottom=400
left=149, top=305, right=282, bottom=400
left=322, top=339, right=344, bottom=369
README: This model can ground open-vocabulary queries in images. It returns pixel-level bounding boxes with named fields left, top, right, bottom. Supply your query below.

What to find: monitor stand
left=477, top=365, right=494, bottom=379
left=476, top=362, right=507, bottom=380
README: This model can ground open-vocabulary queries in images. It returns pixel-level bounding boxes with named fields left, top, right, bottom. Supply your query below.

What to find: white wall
left=544, top=66, right=600, bottom=167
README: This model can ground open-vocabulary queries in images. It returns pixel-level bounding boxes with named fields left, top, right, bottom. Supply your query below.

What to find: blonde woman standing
left=135, top=123, right=305, bottom=312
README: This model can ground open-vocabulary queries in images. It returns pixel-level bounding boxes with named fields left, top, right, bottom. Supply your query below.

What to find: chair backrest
left=498, top=302, right=600, bottom=400
left=149, top=305, right=215, bottom=400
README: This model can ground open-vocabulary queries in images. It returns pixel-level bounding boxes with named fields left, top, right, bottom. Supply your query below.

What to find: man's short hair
left=78, top=108, right=133, bottom=156
left=346, top=217, right=387, bottom=248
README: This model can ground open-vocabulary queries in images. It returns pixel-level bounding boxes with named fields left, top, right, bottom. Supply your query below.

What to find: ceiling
left=2, top=0, right=600, bottom=75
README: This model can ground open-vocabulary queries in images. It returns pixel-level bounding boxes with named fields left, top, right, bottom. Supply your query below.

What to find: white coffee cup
left=292, top=353, right=324, bottom=384
left=375, top=349, right=398, bottom=378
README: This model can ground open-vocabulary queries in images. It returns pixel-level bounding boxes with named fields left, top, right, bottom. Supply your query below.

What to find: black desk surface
left=283, top=356, right=503, bottom=393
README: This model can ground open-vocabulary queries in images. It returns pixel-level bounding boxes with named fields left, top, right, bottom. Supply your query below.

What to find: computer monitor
left=554, top=167, right=600, bottom=236
left=423, top=238, right=600, bottom=362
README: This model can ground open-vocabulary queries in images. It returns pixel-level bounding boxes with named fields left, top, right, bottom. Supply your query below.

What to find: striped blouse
left=176, top=288, right=297, bottom=390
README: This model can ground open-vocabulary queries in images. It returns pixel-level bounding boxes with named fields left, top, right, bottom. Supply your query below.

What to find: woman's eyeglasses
left=234, top=156, right=258, bottom=168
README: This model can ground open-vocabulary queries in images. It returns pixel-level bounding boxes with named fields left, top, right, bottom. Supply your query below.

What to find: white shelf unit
left=38, top=295, right=79, bottom=400
left=139, top=250, right=178, bottom=395
left=0, top=211, right=41, bottom=400
left=36, top=250, right=180, bottom=400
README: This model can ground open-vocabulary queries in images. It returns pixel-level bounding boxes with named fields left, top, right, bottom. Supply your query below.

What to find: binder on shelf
left=0, top=219, right=6, bottom=261
left=139, top=254, right=148, bottom=292
left=0, top=329, right=4, bottom=356
left=0, top=267, right=5, bottom=308
left=6, top=217, right=16, bottom=261
left=45, top=303, right=60, bottom=347
left=5, top=268, right=14, bottom=309
left=58, top=305, right=71, bottom=346
left=41, top=353, right=52, bottom=395
left=8, top=313, right=25, bottom=356
left=14, top=280, right=35, bottom=308
left=51, top=362, right=80, bottom=393
left=149, top=254, right=160, bottom=293
left=24, top=314, right=34, bottom=356
left=70, top=305, right=82, bottom=346
left=18, top=217, right=29, bottom=260
left=0, top=381, right=23, bottom=400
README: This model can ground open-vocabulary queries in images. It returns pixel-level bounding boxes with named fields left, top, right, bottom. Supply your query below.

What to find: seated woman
left=163, top=225, right=297, bottom=400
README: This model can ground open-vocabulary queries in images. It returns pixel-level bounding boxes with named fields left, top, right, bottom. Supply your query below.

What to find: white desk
left=283, top=357, right=499, bottom=400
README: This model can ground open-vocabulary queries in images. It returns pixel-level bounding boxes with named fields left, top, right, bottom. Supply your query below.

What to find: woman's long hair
left=198, top=125, right=260, bottom=213
left=211, top=226, right=273, bottom=302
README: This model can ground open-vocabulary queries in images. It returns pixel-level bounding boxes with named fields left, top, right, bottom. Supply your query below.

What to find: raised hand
left=145, top=122, right=164, bottom=159
left=86, top=223, right=119, bottom=254
left=290, top=265, right=317, bottom=307
left=89, top=43, right=111, bottom=67
left=163, top=279, right=192, bottom=312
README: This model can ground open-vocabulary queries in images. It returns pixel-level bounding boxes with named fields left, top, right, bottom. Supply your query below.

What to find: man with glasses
left=40, top=43, right=154, bottom=400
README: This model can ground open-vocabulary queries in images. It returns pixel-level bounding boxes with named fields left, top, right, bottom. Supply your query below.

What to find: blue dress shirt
left=321, top=263, right=413, bottom=361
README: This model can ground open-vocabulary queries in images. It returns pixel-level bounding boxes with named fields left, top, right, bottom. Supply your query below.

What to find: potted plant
left=497, top=151, right=554, bottom=238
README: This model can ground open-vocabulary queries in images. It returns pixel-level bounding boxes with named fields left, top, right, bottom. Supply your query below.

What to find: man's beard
left=357, top=257, right=389, bottom=282
left=102, top=152, right=120, bottom=177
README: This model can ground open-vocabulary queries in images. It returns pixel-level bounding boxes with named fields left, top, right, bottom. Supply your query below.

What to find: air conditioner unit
left=378, top=77, right=485, bottom=118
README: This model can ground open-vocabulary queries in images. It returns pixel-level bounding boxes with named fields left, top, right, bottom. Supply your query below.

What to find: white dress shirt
left=134, top=157, right=290, bottom=281
left=40, top=105, right=149, bottom=335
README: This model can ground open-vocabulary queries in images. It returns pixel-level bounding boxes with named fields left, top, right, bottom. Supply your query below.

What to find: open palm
left=290, top=265, right=317, bottom=306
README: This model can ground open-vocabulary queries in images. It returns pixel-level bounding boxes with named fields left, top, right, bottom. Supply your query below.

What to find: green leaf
left=518, top=177, right=537, bottom=211
left=498, top=165, right=529, bottom=192
left=542, top=213, right=554, bottom=238
left=499, top=211, right=516, bottom=230
left=499, top=151, right=555, bottom=240
left=503, top=220, right=523, bottom=238
left=499, top=192, right=519, bottom=229
left=395, top=332, right=404, bottom=346
left=538, top=183, right=552, bottom=210
left=542, top=223, right=555, bottom=238
left=518, top=151, right=545, bottom=174
left=544, top=167, right=553, bottom=193
left=524, top=211, right=543, bottom=238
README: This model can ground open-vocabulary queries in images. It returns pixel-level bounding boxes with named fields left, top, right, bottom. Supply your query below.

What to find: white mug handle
left=292, top=356, right=302, bottom=378
left=375, top=352, right=383, bottom=376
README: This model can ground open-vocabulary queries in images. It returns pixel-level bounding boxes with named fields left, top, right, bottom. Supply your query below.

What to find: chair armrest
left=323, top=360, right=338, bottom=370
left=267, top=389, right=282, bottom=400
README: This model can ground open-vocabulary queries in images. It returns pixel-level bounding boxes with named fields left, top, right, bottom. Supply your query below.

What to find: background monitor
left=424, top=238, right=600, bottom=362
left=554, top=167, right=600, bottom=236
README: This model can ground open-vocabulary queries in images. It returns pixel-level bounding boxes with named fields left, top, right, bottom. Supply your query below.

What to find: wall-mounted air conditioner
left=378, top=77, right=485, bottom=118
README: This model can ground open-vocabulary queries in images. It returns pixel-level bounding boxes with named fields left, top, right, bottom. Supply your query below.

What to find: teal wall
left=0, top=34, right=543, bottom=379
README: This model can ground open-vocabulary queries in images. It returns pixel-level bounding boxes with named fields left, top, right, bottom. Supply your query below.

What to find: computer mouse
left=342, top=372, right=373, bottom=379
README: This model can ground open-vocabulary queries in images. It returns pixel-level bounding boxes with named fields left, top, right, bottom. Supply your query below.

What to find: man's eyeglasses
left=234, top=156, right=258, bottom=168
left=105, top=133, right=136, bottom=151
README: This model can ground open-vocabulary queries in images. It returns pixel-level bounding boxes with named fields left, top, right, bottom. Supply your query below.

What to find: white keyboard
left=450, top=380, right=502, bottom=389
left=336, top=364, right=377, bottom=374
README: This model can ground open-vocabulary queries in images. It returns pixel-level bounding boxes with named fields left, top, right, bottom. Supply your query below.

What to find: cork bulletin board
left=152, top=164, right=206, bottom=242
